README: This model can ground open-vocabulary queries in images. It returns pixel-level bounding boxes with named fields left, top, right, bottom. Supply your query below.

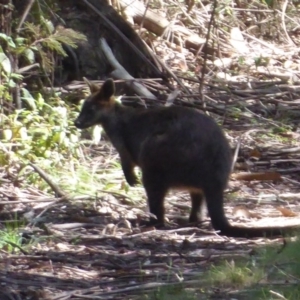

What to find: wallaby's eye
left=81, top=101, right=95, bottom=114
left=86, top=105, right=96, bottom=116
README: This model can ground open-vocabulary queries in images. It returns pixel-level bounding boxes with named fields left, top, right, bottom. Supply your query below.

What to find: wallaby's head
left=75, top=78, right=116, bottom=129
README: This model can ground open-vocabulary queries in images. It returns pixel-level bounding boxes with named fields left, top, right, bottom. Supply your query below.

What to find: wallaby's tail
left=205, top=189, right=296, bottom=238
left=218, top=224, right=290, bottom=238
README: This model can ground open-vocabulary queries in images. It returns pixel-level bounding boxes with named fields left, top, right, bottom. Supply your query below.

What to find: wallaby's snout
left=74, top=116, right=87, bottom=129
left=74, top=118, right=82, bottom=129
left=74, top=113, right=88, bottom=129
left=74, top=112, right=98, bottom=129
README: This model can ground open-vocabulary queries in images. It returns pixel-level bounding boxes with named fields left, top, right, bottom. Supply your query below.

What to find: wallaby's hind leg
left=142, top=172, right=167, bottom=226
left=189, top=191, right=206, bottom=223
left=204, top=187, right=231, bottom=232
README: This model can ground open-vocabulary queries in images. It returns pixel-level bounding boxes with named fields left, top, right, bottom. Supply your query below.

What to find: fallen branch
left=99, top=38, right=158, bottom=100
left=119, top=0, right=206, bottom=51
left=29, top=163, right=66, bottom=198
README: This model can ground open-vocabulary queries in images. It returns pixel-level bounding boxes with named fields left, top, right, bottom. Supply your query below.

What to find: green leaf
left=0, top=33, right=16, bottom=48
left=2, top=129, right=12, bottom=140
left=7, top=79, right=16, bottom=88
left=21, top=88, right=36, bottom=110
left=43, top=150, right=52, bottom=158
left=44, top=19, right=55, bottom=34
left=15, top=37, right=26, bottom=46
left=36, top=93, right=44, bottom=108
left=31, top=127, right=50, bottom=137
left=0, top=52, right=11, bottom=73
left=62, top=136, right=70, bottom=147
left=19, top=127, right=28, bottom=140
left=23, top=48, right=35, bottom=64
left=10, top=73, right=23, bottom=80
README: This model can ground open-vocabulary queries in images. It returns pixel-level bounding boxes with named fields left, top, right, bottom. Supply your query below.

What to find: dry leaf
left=178, top=59, right=188, bottom=71
left=249, top=148, right=261, bottom=159
left=233, top=206, right=261, bottom=219
left=276, top=206, right=298, bottom=217
left=230, top=27, right=249, bottom=54
left=233, top=206, right=251, bottom=219
left=279, top=131, right=298, bottom=138
left=231, top=172, right=282, bottom=181
left=214, top=57, right=232, bottom=68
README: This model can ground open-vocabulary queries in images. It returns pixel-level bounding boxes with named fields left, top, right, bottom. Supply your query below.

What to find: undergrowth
left=143, top=238, right=300, bottom=300
left=203, top=238, right=300, bottom=299
left=0, top=219, right=29, bottom=253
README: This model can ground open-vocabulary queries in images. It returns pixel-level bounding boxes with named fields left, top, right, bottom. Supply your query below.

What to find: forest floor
left=1, top=132, right=300, bottom=299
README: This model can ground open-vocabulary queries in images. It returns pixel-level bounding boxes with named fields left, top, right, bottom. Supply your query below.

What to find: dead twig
left=29, top=163, right=66, bottom=198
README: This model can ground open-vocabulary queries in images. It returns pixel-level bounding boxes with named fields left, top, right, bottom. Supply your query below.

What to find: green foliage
left=0, top=43, right=23, bottom=96
left=19, top=21, right=86, bottom=71
left=23, top=21, right=86, bottom=58
left=0, top=1, right=87, bottom=103
left=208, top=260, right=264, bottom=288
left=0, top=2, right=88, bottom=192
left=254, top=56, right=270, bottom=68
left=0, top=92, right=80, bottom=164
left=0, top=87, right=140, bottom=195
left=0, top=220, right=27, bottom=253
left=199, top=239, right=300, bottom=299
left=263, top=0, right=276, bottom=8
left=142, top=284, right=198, bottom=300
left=262, top=238, right=300, bottom=279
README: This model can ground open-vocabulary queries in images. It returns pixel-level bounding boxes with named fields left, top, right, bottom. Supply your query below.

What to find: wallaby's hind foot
left=142, top=171, right=167, bottom=227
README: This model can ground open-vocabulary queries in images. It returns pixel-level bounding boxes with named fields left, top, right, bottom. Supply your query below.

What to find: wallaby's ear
left=99, top=78, right=115, bottom=100
left=83, top=77, right=99, bottom=94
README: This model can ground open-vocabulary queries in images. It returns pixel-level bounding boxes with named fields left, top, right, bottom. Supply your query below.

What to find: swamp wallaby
left=75, top=79, right=296, bottom=238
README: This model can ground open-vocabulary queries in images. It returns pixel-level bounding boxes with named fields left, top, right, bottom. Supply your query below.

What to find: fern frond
left=37, top=48, right=53, bottom=70
left=42, top=38, right=67, bottom=56
left=53, top=26, right=87, bottom=49
left=24, top=22, right=41, bottom=38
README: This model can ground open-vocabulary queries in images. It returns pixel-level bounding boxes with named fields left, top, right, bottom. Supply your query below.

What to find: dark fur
left=75, top=79, right=295, bottom=237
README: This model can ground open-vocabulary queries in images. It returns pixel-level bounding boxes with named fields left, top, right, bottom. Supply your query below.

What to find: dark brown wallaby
left=75, top=79, right=297, bottom=238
